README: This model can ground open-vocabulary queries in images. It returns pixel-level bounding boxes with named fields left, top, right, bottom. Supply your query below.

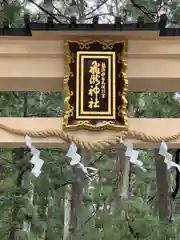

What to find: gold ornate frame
left=63, top=40, right=128, bottom=131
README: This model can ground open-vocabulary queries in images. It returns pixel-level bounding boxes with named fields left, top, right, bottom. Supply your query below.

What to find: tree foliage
left=0, top=0, right=180, bottom=239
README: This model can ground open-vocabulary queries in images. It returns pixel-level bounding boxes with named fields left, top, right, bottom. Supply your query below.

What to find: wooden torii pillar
left=0, top=23, right=180, bottom=149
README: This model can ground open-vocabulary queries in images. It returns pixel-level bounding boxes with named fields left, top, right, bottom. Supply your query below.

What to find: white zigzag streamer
left=25, top=136, right=44, bottom=177
left=159, top=141, right=180, bottom=171
left=66, top=142, right=98, bottom=180
left=123, top=140, right=146, bottom=172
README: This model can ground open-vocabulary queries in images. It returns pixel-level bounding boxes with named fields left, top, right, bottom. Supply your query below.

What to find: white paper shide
left=25, top=135, right=44, bottom=177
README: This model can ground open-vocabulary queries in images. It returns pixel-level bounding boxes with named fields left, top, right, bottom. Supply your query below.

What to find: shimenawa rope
left=0, top=123, right=180, bottom=151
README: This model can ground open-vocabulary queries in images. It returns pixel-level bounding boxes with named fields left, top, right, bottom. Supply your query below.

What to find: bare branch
left=28, top=0, right=62, bottom=24
left=85, top=0, right=109, bottom=17
left=85, top=12, right=112, bottom=20
left=89, top=154, right=104, bottom=166
left=12, top=92, right=23, bottom=102
left=147, top=194, right=156, bottom=204
left=55, top=172, right=98, bottom=190
left=130, top=0, right=155, bottom=22
left=52, top=3, right=70, bottom=21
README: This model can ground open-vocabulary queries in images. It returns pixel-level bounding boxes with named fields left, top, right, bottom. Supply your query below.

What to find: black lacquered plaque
left=63, top=40, right=128, bottom=130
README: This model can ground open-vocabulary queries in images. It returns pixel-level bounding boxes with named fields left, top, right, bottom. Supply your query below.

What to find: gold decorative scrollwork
left=118, top=92, right=122, bottom=97
left=117, top=106, right=121, bottom=117
left=77, top=120, right=90, bottom=124
left=118, top=72, right=122, bottom=78
left=70, top=52, right=75, bottom=63
left=117, top=53, right=122, bottom=63
left=78, top=40, right=119, bottom=50
left=79, top=42, right=91, bottom=50
left=69, top=105, right=74, bottom=117
left=108, top=121, right=115, bottom=124
left=102, top=41, right=115, bottom=50
left=69, top=72, right=74, bottom=77
left=70, top=91, right=74, bottom=96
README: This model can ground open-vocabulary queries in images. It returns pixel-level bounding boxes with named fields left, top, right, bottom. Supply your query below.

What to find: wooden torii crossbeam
left=1, top=28, right=180, bottom=149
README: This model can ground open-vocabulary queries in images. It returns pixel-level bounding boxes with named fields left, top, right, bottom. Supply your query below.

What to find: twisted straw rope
left=0, top=124, right=180, bottom=151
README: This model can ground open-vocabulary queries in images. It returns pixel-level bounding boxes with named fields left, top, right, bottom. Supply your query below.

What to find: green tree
left=0, top=0, right=180, bottom=240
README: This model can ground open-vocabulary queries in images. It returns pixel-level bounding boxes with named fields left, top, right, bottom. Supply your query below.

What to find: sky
left=22, top=0, right=116, bottom=23
left=23, top=0, right=42, bottom=13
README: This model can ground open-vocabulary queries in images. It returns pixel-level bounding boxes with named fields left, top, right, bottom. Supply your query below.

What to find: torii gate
left=0, top=16, right=180, bottom=150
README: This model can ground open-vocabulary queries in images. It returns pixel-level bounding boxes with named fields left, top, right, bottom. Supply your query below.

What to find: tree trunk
left=63, top=186, right=72, bottom=240
left=22, top=172, right=34, bottom=234
left=44, top=192, right=54, bottom=240
left=70, top=156, right=88, bottom=238
left=8, top=149, right=25, bottom=240
left=155, top=154, right=170, bottom=239
left=117, top=105, right=135, bottom=199
left=70, top=180, right=83, bottom=233
left=155, top=154, right=170, bottom=221
left=118, top=150, right=130, bottom=199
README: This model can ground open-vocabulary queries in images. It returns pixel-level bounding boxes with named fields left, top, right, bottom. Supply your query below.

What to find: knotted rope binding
left=0, top=123, right=180, bottom=151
